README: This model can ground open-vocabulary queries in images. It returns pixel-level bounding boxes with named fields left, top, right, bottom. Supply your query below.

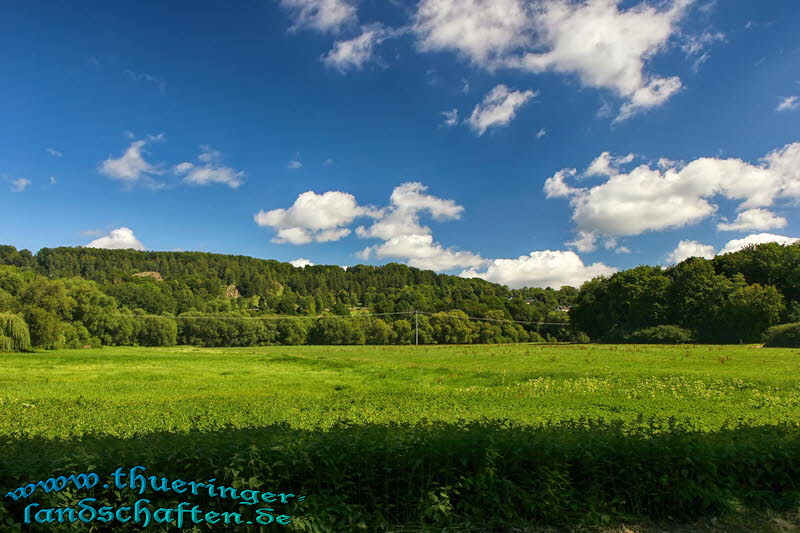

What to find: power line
left=415, top=311, right=570, bottom=326
left=119, top=311, right=416, bottom=320
left=116, top=310, right=571, bottom=327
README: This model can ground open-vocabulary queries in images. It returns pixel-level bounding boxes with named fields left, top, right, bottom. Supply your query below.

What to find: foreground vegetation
left=1, top=344, right=799, bottom=530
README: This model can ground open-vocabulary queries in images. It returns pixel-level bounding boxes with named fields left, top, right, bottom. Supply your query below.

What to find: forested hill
left=0, top=245, right=580, bottom=351
left=0, top=245, right=576, bottom=315
left=1, top=242, right=798, bottom=350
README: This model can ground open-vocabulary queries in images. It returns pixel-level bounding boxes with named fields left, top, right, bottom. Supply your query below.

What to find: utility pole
left=415, top=310, right=419, bottom=346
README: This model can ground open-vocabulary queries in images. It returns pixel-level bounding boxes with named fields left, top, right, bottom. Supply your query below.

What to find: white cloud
left=441, top=108, right=459, bottom=126
left=49, top=176, right=56, bottom=185
left=679, top=30, right=725, bottom=72
left=536, top=127, right=547, bottom=138
left=323, top=158, right=335, bottom=167
left=777, top=96, right=799, bottom=112
left=545, top=141, right=800, bottom=239
left=717, top=208, right=788, bottom=232
left=290, top=258, right=316, bottom=267
left=10, top=178, right=31, bottom=192
left=174, top=162, right=194, bottom=174
left=364, top=233, right=485, bottom=271
left=666, top=239, right=715, bottom=264
left=566, top=230, right=597, bottom=252
left=414, top=0, right=532, bottom=65
left=353, top=183, right=490, bottom=272
left=414, top=0, right=695, bottom=120
left=255, top=181, right=617, bottom=286
left=99, top=135, right=164, bottom=186
left=323, top=24, right=394, bottom=72
left=356, top=182, right=463, bottom=241
left=461, top=250, right=617, bottom=289
left=719, top=233, right=799, bottom=255
left=466, top=84, right=536, bottom=135
left=84, top=227, right=145, bottom=251
left=280, top=0, right=356, bottom=33
left=286, top=159, right=303, bottom=169
left=255, top=190, right=379, bottom=244
left=585, top=151, right=635, bottom=177
left=175, top=146, right=244, bottom=188
left=46, top=148, right=63, bottom=157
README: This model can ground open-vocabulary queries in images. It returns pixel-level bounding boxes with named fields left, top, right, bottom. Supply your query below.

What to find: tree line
left=0, top=245, right=579, bottom=350
left=569, top=242, right=800, bottom=343
left=1, top=241, right=797, bottom=350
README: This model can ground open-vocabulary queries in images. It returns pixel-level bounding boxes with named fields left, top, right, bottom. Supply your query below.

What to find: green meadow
left=2, top=343, right=799, bottom=438
left=2, top=344, right=799, bottom=531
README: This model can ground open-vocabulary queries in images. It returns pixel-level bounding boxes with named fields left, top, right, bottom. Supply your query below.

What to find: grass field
left=2, top=343, right=799, bottom=438
left=2, top=344, right=799, bottom=531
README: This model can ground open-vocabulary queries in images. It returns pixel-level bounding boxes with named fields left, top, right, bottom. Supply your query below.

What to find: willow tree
left=0, top=312, right=31, bottom=351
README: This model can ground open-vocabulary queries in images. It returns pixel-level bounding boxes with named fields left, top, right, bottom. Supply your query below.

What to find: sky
left=1, top=0, right=799, bottom=288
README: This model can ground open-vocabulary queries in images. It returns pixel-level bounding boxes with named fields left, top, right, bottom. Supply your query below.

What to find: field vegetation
left=1, top=344, right=799, bottom=531
left=2, top=243, right=800, bottom=529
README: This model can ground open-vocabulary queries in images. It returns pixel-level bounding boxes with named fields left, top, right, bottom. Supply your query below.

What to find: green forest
left=0, top=241, right=798, bottom=350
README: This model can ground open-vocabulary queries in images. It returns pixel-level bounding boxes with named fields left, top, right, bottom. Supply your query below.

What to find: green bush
left=1, top=421, right=798, bottom=531
left=763, top=322, right=800, bottom=348
left=628, top=325, right=695, bottom=344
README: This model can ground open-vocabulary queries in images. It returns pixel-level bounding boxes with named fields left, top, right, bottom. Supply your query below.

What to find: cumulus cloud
left=363, top=233, right=485, bottom=271
left=286, top=159, right=303, bottom=169
left=323, top=24, right=394, bottom=72
left=356, top=182, right=463, bottom=241
left=536, top=127, right=547, bottom=139
left=352, top=182, right=488, bottom=271
left=719, top=233, right=799, bottom=255
left=466, top=84, right=536, bottom=135
left=280, top=0, right=356, bottom=33
left=255, top=190, right=380, bottom=244
left=666, top=239, right=715, bottom=264
left=461, top=250, right=617, bottom=289
left=414, top=0, right=696, bottom=120
left=717, top=208, right=788, bottom=232
left=255, top=180, right=617, bottom=287
left=10, top=178, right=31, bottom=192
left=290, top=258, right=316, bottom=267
left=566, top=230, right=597, bottom=253
left=46, top=148, right=63, bottom=157
left=585, top=151, right=635, bottom=177
left=777, top=96, right=799, bottom=112
left=84, top=227, right=145, bottom=251
left=99, top=134, right=164, bottom=186
left=174, top=146, right=244, bottom=188
left=546, top=141, right=800, bottom=242
left=414, top=0, right=532, bottom=65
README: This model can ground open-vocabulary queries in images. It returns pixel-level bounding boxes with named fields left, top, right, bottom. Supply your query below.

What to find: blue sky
left=1, top=0, right=798, bottom=288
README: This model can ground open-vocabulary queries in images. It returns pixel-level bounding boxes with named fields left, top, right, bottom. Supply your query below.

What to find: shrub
left=763, top=322, right=800, bottom=348
left=628, top=325, right=695, bottom=344
left=1, top=421, right=799, bottom=531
